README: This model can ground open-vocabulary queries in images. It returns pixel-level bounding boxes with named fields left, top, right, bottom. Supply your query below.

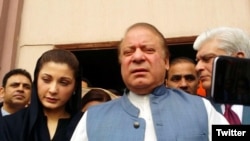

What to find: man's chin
left=128, top=83, right=152, bottom=94
left=201, top=81, right=211, bottom=91
left=130, top=78, right=149, bottom=85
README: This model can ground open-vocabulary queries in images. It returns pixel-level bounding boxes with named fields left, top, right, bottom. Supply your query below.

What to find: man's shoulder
left=167, top=88, right=204, bottom=100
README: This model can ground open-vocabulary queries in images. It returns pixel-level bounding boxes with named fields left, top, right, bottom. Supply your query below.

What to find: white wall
left=16, top=0, right=250, bottom=74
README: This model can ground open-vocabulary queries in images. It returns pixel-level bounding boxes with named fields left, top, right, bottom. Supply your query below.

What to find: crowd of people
left=0, top=22, right=249, bottom=141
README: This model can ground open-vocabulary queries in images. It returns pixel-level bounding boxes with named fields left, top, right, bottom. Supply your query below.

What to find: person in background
left=81, top=77, right=92, bottom=88
left=81, top=88, right=112, bottom=112
left=165, top=57, right=199, bottom=95
left=67, top=87, right=117, bottom=139
left=107, top=88, right=123, bottom=97
left=197, top=81, right=206, bottom=97
left=70, top=22, right=228, bottom=141
left=194, top=26, right=250, bottom=124
left=81, top=81, right=88, bottom=88
left=81, top=77, right=92, bottom=97
left=0, top=49, right=82, bottom=141
left=0, top=69, right=32, bottom=118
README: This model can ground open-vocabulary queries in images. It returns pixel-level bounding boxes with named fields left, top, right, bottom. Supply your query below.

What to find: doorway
left=57, top=36, right=197, bottom=95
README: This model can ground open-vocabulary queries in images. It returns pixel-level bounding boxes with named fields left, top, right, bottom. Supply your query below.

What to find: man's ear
left=236, top=52, right=245, bottom=58
left=165, top=58, right=169, bottom=70
left=0, top=87, right=4, bottom=100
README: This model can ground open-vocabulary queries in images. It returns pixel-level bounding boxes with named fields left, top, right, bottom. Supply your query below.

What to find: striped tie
left=224, top=104, right=241, bottom=125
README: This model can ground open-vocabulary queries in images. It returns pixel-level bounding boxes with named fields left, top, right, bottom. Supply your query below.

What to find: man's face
left=166, top=62, right=199, bottom=94
left=1, top=74, right=32, bottom=108
left=119, top=27, right=169, bottom=94
left=81, top=81, right=88, bottom=88
left=195, top=39, right=228, bottom=92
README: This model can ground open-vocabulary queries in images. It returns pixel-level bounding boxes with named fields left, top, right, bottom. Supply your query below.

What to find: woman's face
left=37, top=61, right=75, bottom=111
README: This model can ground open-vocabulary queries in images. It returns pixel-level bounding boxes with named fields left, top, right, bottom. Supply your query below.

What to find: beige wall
left=1, top=0, right=250, bottom=81
left=0, top=0, right=23, bottom=85
left=18, top=0, right=250, bottom=45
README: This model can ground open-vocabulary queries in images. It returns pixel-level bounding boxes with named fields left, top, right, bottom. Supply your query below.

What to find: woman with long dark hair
left=0, top=49, right=82, bottom=141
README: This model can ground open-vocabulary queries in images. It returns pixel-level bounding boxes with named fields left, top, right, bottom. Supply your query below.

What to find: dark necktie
left=224, top=104, right=241, bottom=125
